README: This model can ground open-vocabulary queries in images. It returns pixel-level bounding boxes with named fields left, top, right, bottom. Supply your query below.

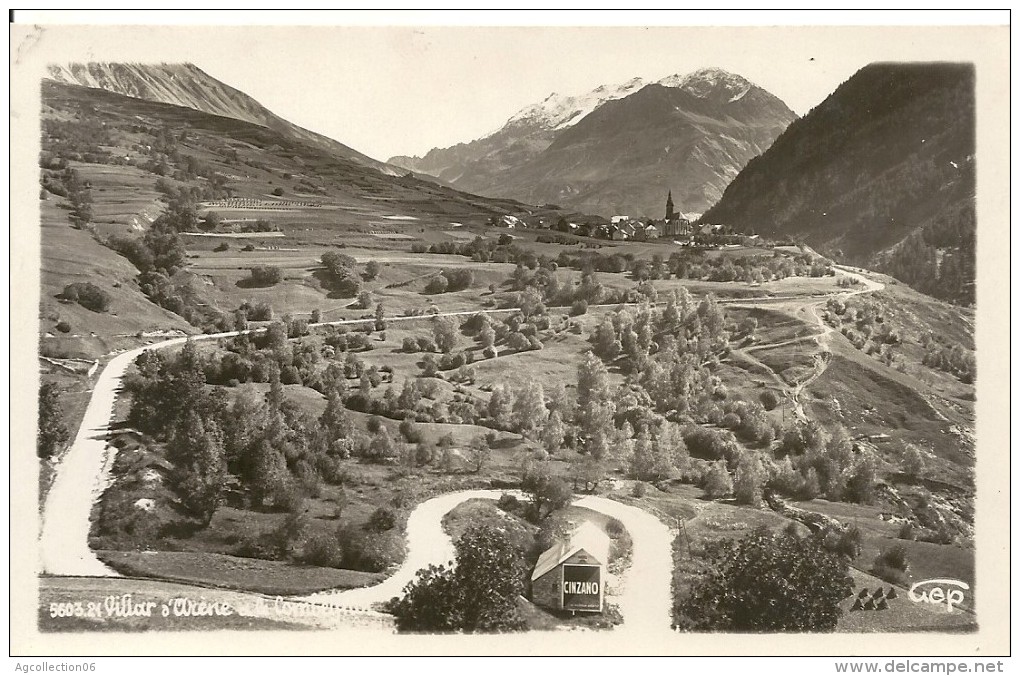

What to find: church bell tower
left=665, top=190, right=675, bottom=221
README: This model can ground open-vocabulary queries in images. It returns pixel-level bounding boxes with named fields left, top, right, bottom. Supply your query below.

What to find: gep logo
left=907, top=578, right=968, bottom=612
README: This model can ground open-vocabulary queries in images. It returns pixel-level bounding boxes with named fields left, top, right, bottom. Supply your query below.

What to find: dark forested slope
left=700, top=63, right=975, bottom=305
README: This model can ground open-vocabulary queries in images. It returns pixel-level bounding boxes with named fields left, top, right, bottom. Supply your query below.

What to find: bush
left=424, top=274, right=449, bottom=294
left=897, top=522, right=915, bottom=540
left=368, top=507, right=397, bottom=532
left=387, top=525, right=526, bottom=633
left=248, top=265, right=283, bottom=287
left=496, top=493, right=523, bottom=514
left=876, top=544, right=909, bottom=572
left=214, top=242, right=229, bottom=252
left=605, top=518, right=626, bottom=539
left=822, top=525, right=863, bottom=560
left=302, top=531, right=344, bottom=568
left=702, top=461, right=733, bottom=499
left=721, top=412, right=742, bottom=429
left=570, top=299, right=588, bottom=316
left=336, top=524, right=396, bottom=572
left=871, top=545, right=910, bottom=584
left=62, top=282, right=111, bottom=312
left=631, top=481, right=648, bottom=498
left=399, top=417, right=422, bottom=443
left=55, top=320, right=71, bottom=333
left=679, top=526, right=853, bottom=631
left=272, top=187, right=284, bottom=196
left=232, top=525, right=281, bottom=561
left=759, top=389, right=781, bottom=411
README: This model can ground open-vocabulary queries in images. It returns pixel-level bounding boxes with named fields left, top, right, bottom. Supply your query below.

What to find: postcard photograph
left=9, top=12, right=1011, bottom=659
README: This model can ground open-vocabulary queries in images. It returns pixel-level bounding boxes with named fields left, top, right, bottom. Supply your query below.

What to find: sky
left=11, top=12, right=1008, bottom=161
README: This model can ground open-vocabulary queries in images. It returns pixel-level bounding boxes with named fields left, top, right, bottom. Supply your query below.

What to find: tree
left=357, top=290, right=373, bottom=309
left=160, top=195, right=201, bottom=233
left=365, top=260, right=381, bottom=280
left=38, top=382, right=69, bottom=459
left=680, top=526, right=853, bottom=631
left=248, top=438, right=288, bottom=508
left=320, top=250, right=361, bottom=296
left=901, top=443, right=925, bottom=478
left=420, top=353, right=439, bottom=378
left=512, top=380, right=546, bottom=437
left=469, top=443, right=491, bottom=474
left=202, top=211, right=222, bottom=230
left=592, top=316, right=621, bottom=360
left=127, top=340, right=207, bottom=438
left=576, top=352, right=616, bottom=459
left=318, top=390, right=352, bottom=457
left=541, top=410, right=566, bottom=453
left=733, top=451, right=766, bottom=507
left=487, top=385, right=514, bottom=429
left=630, top=427, right=654, bottom=480
left=573, top=456, right=606, bottom=493
left=844, top=455, right=877, bottom=504
left=479, top=324, right=496, bottom=350
left=374, top=302, right=387, bottom=331
left=433, top=317, right=458, bottom=353
left=248, top=265, right=283, bottom=287
left=702, top=460, right=733, bottom=499
left=367, top=427, right=398, bottom=462
left=62, top=282, right=111, bottom=312
left=167, top=410, right=230, bottom=525
left=424, top=273, right=449, bottom=294
left=759, top=389, right=782, bottom=411
left=522, top=471, right=572, bottom=521
left=388, top=525, right=527, bottom=633
left=221, top=386, right=269, bottom=471
left=142, top=219, right=187, bottom=274
left=657, top=421, right=689, bottom=472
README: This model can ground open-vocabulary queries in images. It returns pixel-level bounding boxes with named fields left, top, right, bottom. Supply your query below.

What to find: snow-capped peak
left=658, top=67, right=754, bottom=101
left=505, top=76, right=647, bottom=131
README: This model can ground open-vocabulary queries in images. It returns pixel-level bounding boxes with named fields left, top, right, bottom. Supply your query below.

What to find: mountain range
left=700, top=62, right=975, bottom=305
left=47, top=62, right=405, bottom=177
left=389, top=68, right=797, bottom=218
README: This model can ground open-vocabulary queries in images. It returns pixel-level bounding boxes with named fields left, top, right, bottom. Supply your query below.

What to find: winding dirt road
left=296, top=489, right=675, bottom=634
left=727, top=266, right=885, bottom=421
left=39, top=309, right=522, bottom=577
left=40, top=338, right=188, bottom=576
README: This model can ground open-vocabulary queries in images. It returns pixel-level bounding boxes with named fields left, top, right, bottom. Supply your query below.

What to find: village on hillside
left=489, top=191, right=755, bottom=247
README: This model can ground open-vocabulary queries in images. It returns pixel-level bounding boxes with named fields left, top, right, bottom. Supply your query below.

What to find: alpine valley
left=34, top=56, right=978, bottom=638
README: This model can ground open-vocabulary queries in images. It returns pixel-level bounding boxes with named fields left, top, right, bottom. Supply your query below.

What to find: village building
left=661, top=189, right=693, bottom=238
left=530, top=522, right=610, bottom=614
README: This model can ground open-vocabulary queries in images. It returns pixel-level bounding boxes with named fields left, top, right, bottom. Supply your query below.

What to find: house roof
left=531, top=521, right=611, bottom=581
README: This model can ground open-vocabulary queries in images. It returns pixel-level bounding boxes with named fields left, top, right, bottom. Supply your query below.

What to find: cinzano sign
left=562, top=564, right=602, bottom=611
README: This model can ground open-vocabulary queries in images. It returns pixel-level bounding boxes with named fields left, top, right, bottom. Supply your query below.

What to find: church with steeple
left=661, top=189, right=692, bottom=237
